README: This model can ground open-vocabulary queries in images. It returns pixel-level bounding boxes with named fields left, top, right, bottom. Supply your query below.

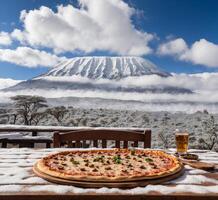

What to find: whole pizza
left=36, top=149, right=182, bottom=182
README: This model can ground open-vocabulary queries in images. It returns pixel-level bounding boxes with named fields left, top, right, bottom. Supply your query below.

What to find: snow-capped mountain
left=3, top=56, right=192, bottom=94
left=41, top=56, right=170, bottom=80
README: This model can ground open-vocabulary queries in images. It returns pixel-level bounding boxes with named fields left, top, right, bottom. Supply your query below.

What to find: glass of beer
left=175, top=131, right=189, bottom=154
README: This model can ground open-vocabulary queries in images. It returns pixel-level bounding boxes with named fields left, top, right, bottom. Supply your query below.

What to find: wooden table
left=0, top=148, right=217, bottom=200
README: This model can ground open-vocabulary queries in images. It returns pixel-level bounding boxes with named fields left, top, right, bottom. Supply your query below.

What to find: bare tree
left=31, top=111, right=47, bottom=125
left=3, top=108, right=19, bottom=124
left=47, top=106, right=68, bottom=125
left=10, top=95, right=48, bottom=125
left=199, top=115, right=218, bottom=150
left=158, top=113, right=171, bottom=149
left=8, top=112, right=18, bottom=124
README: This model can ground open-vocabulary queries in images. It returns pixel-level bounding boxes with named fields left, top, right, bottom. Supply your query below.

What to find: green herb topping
left=113, top=155, right=122, bottom=164
left=145, top=158, right=153, bottom=162
left=71, top=160, right=80, bottom=165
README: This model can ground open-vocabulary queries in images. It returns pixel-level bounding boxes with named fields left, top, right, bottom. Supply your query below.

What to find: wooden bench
left=54, top=129, right=151, bottom=148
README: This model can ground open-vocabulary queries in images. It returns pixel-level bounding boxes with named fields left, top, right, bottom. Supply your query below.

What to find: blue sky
left=0, top=0, right=218, bottom=80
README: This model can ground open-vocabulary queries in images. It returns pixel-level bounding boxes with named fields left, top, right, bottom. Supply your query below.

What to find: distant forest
left=0, top=95, right=217, bottom=151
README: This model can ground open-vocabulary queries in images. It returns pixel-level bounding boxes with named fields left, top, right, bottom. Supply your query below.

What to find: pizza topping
left=106, top=160, right=110, bottom=164
left=140, top=165, right=146, bottom=169
left=127, top=163, right=133, bottom=168
left=93, top=156, right=104, bottom=162
left=145, top=157, right=153, bottom=162
left=113, top=155, right=122, bottom=164
left=152, top=165, right=158, bottom=169
left=59, top=156, right=66, bottom=161
left=57, top=166, right=64, bottom=170
left=92, top=168, right=98, bottom=172
left=105, top=166, right=112, bottom=170
left=121, top=169, right=128, bottom=173
left=130, top=149, right=135, bottom=155
left=71, top=160, right=80, bottom=165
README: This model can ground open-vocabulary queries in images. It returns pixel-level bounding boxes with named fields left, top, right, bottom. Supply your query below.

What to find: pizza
left=36, top=149, right=182, bottom=182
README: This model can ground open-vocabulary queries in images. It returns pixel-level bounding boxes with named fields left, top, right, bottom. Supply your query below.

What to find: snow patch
left=42, top=56, right=170, bottom=79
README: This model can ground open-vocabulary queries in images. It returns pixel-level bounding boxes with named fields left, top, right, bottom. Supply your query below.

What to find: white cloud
left=181, top=39, right=218, bottom=67
left=11, top=29, right=25, bottom=43
left=11, top=0, right=154, bottom=55
left=158, top=38, right=218, bottom=68
left=0, top=46, right=66, bottom=67
left=0, top=78, right=22, bottom=89
left=157, top=38, right=188, bottom=56
left=0, top=32, right=12, bottom=46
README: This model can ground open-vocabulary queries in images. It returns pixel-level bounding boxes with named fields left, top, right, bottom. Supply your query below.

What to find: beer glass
left=175, top=131, right=189, bottom=154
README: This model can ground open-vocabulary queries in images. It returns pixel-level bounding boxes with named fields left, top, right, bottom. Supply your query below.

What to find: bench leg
left=32, top=131, right=37, bottom=136
left=2, top=141, right=7, bottom=148
left=46, top=142, right=51, bottom=148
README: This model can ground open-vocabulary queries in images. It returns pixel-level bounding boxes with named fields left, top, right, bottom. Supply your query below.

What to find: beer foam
left=175, top=132, right=189, bottom=135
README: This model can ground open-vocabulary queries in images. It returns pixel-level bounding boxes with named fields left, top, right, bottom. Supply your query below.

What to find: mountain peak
left=41, top=56, right=170, bottom=80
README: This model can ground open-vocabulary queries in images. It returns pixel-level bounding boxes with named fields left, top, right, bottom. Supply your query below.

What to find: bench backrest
left=53, top=129, right=151, bottom=148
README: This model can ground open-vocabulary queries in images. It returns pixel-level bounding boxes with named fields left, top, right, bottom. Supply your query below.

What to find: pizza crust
left=36, top=149, right=182, bottom=182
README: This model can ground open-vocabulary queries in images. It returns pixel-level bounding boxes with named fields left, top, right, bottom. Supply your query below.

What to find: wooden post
left=53, top=132, right=61, bottom=148
left=144, top=129, right=152, bottom=148
left=1, top=140, right=7, bottom=148
left=32, top=131, right=37, bottom=136
left=46, top=142, right=51, bottom=148
left=102, top=140, right=107, bottom=148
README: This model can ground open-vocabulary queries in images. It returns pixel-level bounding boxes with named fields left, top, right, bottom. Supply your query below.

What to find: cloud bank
left=158, top=38, right=218, bottom=67
left=0, top=78, right=22, bottom=89
left=1, top=72, right=218, bottom=113
left=37, top=72, right=218, bottom=93
left=0, top=47, right=66, bottom=67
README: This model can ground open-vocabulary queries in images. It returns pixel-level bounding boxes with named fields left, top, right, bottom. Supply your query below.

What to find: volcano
left=41, top=56, right=171, bottom=79
left=3, top=56, right=192, bottom=94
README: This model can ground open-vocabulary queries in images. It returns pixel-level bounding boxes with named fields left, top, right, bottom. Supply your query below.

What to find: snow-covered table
left=0, top=148, right=217, bottom=200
